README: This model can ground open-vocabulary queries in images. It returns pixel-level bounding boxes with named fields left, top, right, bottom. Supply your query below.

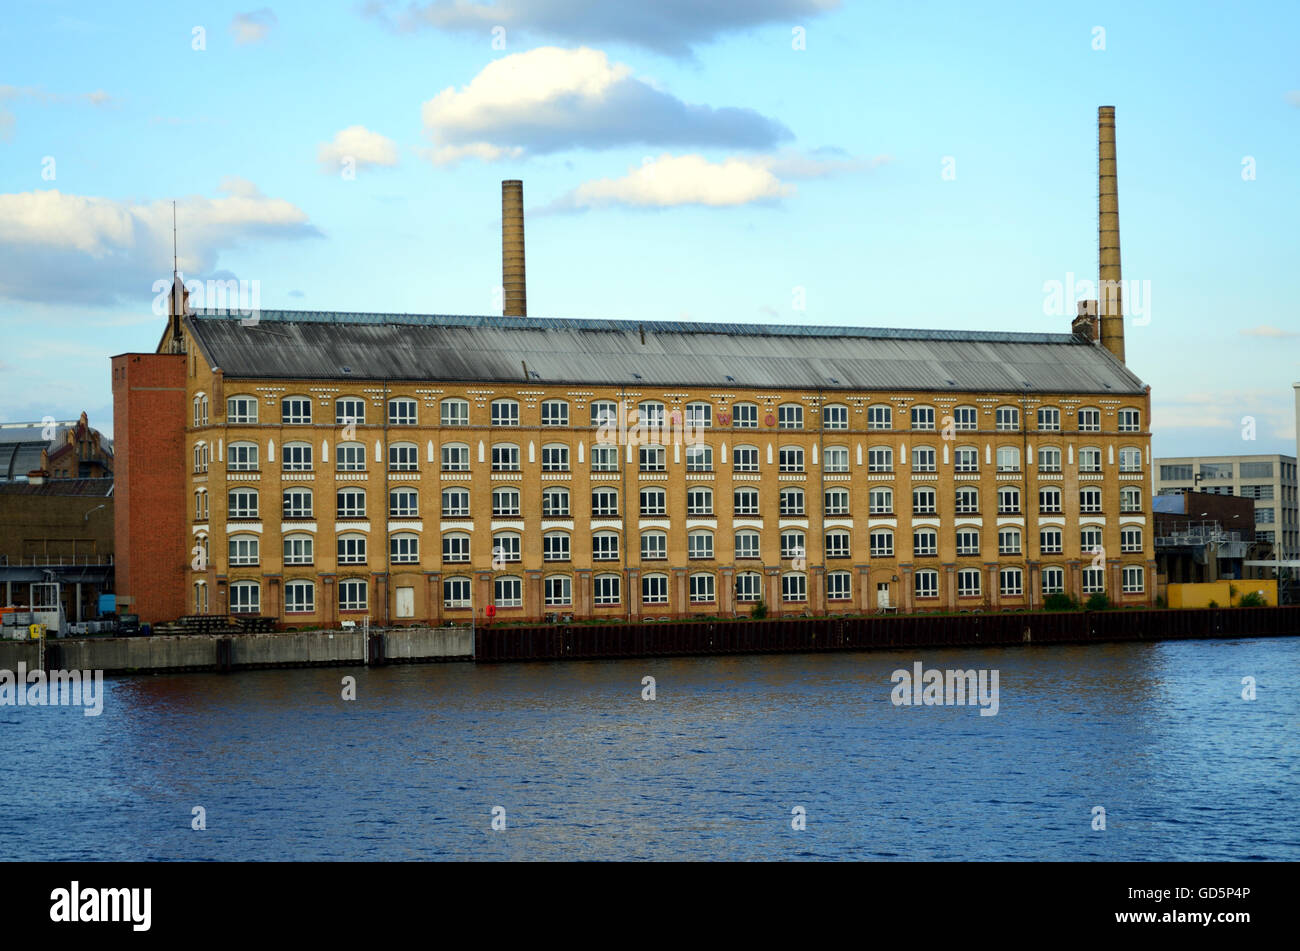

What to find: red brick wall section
left=112, top=354, right=188, bottom=624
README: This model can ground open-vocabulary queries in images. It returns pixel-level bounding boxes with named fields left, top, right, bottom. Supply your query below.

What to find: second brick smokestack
left=1098, top=106, right=1124, bottom=363
left=502, top=179, right=526, bottom=317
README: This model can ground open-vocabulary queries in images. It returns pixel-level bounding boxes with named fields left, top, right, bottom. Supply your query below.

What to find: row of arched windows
left=209, top=395, right=1144, bottom=435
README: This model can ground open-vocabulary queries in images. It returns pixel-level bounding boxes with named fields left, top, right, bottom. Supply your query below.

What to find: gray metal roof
left=185, top=310, right=1148, bottom=395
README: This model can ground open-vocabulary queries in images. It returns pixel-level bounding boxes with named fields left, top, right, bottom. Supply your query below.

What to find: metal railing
left=0, top=554, right=114, bottom=566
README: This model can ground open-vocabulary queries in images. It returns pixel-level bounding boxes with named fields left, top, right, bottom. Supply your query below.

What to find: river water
left=2, top=637, right=1297, bottom=860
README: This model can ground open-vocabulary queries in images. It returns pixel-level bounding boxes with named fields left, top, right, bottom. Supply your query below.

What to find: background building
left=1153, top=454, right=1298, bottom=561
left=0, top=412, right=115, bottom=628
left=1152, top=490, right=1268, bottom=585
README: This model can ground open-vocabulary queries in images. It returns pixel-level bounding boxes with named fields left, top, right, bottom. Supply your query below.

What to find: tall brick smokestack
left=1098, top=106, right=1125, bottom=363
left=502, top=180, right=526, bottom=317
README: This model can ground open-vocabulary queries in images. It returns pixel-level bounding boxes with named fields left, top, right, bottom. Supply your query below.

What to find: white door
left=876, top=583, right=891, bottom=610
left=395, top=586, right=415, bottom=618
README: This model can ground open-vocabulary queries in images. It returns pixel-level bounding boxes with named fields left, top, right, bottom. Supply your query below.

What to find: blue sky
left=1, top=0, right=1297, bottom=458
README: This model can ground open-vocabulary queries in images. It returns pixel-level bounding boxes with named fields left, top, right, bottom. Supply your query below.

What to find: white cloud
left=317, top=125, right=400, bottom=173
left=545, top=148, right=884, bottom=211
left=553, top=153, right=794, bottom=210
left=421, top=46, right=790, bottom=163
left=364, top=0, right=841, bottom=58
left=1241, top=324, right=1297, bottom=338
left=0, top=182, right=319, bottom=305
left=231, top=8, right=277, bottom=45
left=0, top=84, right=115, bottom=141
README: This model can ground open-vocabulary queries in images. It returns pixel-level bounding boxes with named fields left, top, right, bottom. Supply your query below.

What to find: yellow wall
left=1166, top=580, right=1276, bottom=608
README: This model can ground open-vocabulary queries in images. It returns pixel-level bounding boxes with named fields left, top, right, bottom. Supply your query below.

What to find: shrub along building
left=113, top=108, right=1155, bottom=626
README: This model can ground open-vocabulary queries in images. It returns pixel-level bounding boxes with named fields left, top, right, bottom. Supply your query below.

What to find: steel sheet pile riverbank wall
left=473, top=606, right=1300, bottom=662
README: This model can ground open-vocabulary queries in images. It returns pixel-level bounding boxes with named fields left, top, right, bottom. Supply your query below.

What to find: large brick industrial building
left=113, top=108, right=1155, bottom=626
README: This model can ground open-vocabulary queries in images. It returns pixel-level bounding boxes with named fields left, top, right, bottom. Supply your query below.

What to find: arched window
left=781, top=572, right=807, bottom=602
left=1041, top=566, right=1065, bottom=595
left=827, top=570, right=852, bottom=601
left=997, top=486, right=1020, bottom=514
left=336, top=488, right=366, bottom=518
left=1038, top=486, right=1062, bottom=513
left=731, top=403, right=759, bottom=429
left=778, top=404, right=804, bottom=429
left=493, top=532, right=522, bottom=563
left=822, top=404, right=849, bottom=430
left=914, top=569, right=939, bottom=599
left=285, top=580, right=315, bottom=614
left=1118, top=407, right=1141, bottom=432
left=733, top=445, right=759, bottom=472
left=492, top=487, right=521, bottom=517
left=954, top=445, right=978, bottom=472
left=869, top=529, right=894, bottom=558
left=1079, top=447, right=1102, bottom=473
left=734, top=530, right=760, bottom=560
left=734, top=488, right=759, bottom=516
left=442, top=532, right=470, bottom=563
left=228, top=488, right=258, bottom=519
left=443, top=576, right=472, bottom=609
left=491, top=399, right=519, bottom=427
left=441, top=443, right=470, bottom=472
left=735, top=571, right=763, bottom=602
left=686, top=486, right=713, bottom=516
left=491, top=443, right=520, bottom=472
left=1038, top=446, right=1062, bottom=472
left=591, top=531, right=620, bottom=561
left=283, top=487, right=312, bottom=519
left=543, top=531, right=570, bottom=562
left=228, top=534, right=259, bottom=566
left=685, top=444, right=713, bottom=472
left=952, top=406, right=977, bottom=430
left=642, top=573, right=669, bottom=604
left=955, top=486, right=979, bottom=514
left=541, top=400, right=569, bottom=427
left=1119, top=446, right=1142, bottom=472
left=282, top=440, right=312, bottom=472
left=825, top=530, right=850, bottom=559
left=913, top=528, right=938, bottom=557
left=389, top=488, right=418, bottom=518
left=390, top=533, right=419, bottom=564
left=685, top=401, right=712, bottom=429
left=335, top=397, right=365, bottom=425
left=543, top=486, right=571, bottom=517
left=995, top=405, right=1020, bottom=431
left=283, top=533, right=314, bottom=566
left=592, top=487, right=619, bottom=516
left=1037, top=406, right=1060, bottom=431
left=281, top=396, right=312, bottom=424
left=389, top=441, right=419, bottom=471
left=998, top=527, right=1022, bottom=555
left=912, top=486, right=937, bottom=515
left=1120, top=486, right=1142, bottom=512
left=824, top=446, right=850, bottom=472
left=641, top=531, right=667, bottom=561
left=637, top=401, right=665, bottom=428
left=824, top=488, right=849, bottom=515
left=339, top=579, right=368, bottom=612
left=780, top=487, right=805, bottom=516
left=544, top=575, right=572, bottom=606
left=687, top=530, right=714, bottom=560
left=441, top=488, right=469, bottom=518
left=542, top=443, right=570, bottom=472
left=336, top=441, right=366, bottom=471
left=387, top=397, right=417, bottom=425
left=689, top=572, right=716, bottom=603
left=227, top=395, right=257, bottom=423
left=780, top=530, right=805, bottom=560
left=869, top=486, right=893, bottom=515
left=337, top=533, right=367, bottom=565
left=1077, top=407, right=1101, bottom=432
left=230, top=581, right=260, bottom=614
left=227, top=441, right=258, bottom=471
left=440, top=398, right=469, bottom=426
left=592, top=574, right=620, bottom=606
left=996, top=446, right=1020, bottom=473
left=589, top=400, right=617, bottom=428
left=911, top=405, right=936, bottom=431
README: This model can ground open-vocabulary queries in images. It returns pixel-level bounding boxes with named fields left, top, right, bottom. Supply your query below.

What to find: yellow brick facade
left=180, top=331, right=1155, bottom=624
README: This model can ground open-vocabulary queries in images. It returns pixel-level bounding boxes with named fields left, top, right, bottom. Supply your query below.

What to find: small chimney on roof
left=501, top=180, right=526, bottom=318
left=1073, top=299, right=1099, bottom=341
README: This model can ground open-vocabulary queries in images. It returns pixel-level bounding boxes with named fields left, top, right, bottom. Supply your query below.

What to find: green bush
left=1043, top=593, right=1079, bottom=612
left=1207, top=599, right=1219, bottom=609
left=751, top=599, right=768, bottom=620
left=1238, top=591, right=1266, bottom=607
left=1154, top=594, right=1167, bottom=608
left=1085, top=592, right=1112, bottom=611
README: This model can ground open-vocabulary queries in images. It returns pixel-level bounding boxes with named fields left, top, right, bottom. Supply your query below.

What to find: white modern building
left=1154, top=454, right=1298, bottom=561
